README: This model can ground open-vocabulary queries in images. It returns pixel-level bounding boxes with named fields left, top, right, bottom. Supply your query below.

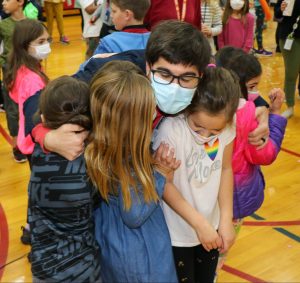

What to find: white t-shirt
left=152, top=115, right=235, bottom=247
left=79, top=0, right=103, bottom=38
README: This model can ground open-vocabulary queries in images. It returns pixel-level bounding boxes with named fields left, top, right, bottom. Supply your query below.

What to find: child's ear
left=40, top=114, right=45, bottom=123
left=124, top=9, right=134, bottom=21
left=18, top=0, right=25, bottom=7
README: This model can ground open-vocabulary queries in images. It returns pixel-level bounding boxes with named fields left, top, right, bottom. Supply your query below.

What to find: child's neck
left=231, top=10, right=242, bottom=19
left=10, top=10, right=26, bottom=21
left=125, top=19, right=144, bottom=28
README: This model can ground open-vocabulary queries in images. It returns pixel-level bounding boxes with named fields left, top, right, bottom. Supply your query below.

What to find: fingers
left=60, top=123, right=84, bottom=133
left=248, top=126, right=269, bottom=145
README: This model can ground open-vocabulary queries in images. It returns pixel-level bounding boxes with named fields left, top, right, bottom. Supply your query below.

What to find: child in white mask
left=3, top=18, right=50, bottom=243
left=218, top=0, right=255, bottom=53
left=4, top=18, right=50, bottom=156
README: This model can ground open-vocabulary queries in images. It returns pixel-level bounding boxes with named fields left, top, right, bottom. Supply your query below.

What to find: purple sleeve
left=244, top=114, right=287, bottom=165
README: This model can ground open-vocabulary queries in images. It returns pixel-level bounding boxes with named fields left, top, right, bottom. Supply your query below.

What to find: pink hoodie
left=9, top=65, right=45, bottom=154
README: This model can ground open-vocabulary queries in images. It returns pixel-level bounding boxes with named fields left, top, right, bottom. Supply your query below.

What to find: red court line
left=0, top=124, right=13, bottom=146
left=0, top=204, right=9, bottom=280
left=281, top=147, right=300, bottom=158
left=243, top=220, right=300, bottom=226
left=222, top=264, right=267, bottom=283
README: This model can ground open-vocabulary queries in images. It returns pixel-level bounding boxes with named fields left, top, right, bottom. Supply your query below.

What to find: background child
left=92, top=0, right=150, bottom=55
left=43, top=0, right=69, bottom=43
left=4, top=18, right=49, bottom=245
left=0, top=0, right=27, bottom=162
left=28, top=75, right=101, bottom=283
left=4, top=18, right=49, bottom=157
left=78, top=0, right=102, bottom=59
left=214, top=48, right=287, bottom=279
left=218, top=0, right=255, bottom=53
left=252, top=0, right=273, bottom=56
left=201, top=0, right=223, bottom=54
left=85, top=60, right=177, bottom=282
left=153, top=67, right=240, bottom=283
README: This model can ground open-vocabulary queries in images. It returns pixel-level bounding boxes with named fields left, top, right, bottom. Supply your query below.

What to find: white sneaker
left=281, top=107, right=294, bottom=119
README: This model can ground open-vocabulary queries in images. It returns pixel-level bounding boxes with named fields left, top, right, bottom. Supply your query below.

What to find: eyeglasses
left=151, top=69, right=202, bottom=89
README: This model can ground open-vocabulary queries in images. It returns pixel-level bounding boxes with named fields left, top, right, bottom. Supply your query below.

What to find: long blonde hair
left=85, top=61, right=158, bottom=210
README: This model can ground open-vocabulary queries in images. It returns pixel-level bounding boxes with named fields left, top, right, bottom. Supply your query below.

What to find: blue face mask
left=151, top=75, right=196, bottom=114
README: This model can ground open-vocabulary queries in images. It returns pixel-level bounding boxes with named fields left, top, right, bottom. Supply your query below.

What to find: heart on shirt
left=204, top=138, right=219, bottom=161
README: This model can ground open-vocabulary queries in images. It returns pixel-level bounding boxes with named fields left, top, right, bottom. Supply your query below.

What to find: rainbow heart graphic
left=204, top=138, right=219, bottom=161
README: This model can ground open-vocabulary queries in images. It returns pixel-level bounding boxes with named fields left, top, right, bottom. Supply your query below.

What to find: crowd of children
left=0, top=0, right=296, bottom=281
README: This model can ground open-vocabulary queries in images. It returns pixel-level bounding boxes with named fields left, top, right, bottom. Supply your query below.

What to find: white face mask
left=230, top=0, right=245, bottom=10
left=186, top=119, right=218, bottom=145
left=30, top=43, right=51, bottom=60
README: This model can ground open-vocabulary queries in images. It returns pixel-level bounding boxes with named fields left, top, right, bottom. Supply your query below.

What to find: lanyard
left=174, top=0, right=187, bottom=21
left=288, top=15, right=300, bottom=39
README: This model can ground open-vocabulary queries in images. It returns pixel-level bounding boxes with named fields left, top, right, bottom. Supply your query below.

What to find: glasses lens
left=179, top=76, right=199, bottom=88
left=152, top=70, right=173, bottom=85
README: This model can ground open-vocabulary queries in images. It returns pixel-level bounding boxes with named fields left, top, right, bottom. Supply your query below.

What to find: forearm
left=218, top=167, right=234, bottom=223
left=163, top=182, right=206, bottom=230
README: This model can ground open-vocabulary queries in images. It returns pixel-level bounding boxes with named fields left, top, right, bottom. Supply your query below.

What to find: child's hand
left=154, top=142, right=181, bottom=182
left=44, top=124, right=88, bottom=160
left=269, top=88, right=285, bottom=115
left=248, top=106, right=269, bottom=149
left=281, top=1, right=288, bottom=11
left=218, top=220, right=236, bottom=254
left=195, top=220, right=222, bottom=252
left=201, top=24, right=212, bottom=37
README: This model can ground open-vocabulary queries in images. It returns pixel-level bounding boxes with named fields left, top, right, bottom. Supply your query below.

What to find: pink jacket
left=233, top=99, right=287, bottom=218
left=10, top=65, right=45, bottom=154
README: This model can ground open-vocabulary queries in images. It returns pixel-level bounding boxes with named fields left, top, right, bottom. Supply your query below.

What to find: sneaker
left=60, top=35, right=70, bottom=44
left=21, top=226, right=31, bottom=245
left=254, top=48, right=273, bottom=57
left=281, top=107, right=294, bottom=119
left=13, top=147, right=27, bottom=163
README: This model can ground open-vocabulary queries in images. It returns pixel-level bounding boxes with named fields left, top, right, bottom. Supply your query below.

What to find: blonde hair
left=85, top=61, right=158, bottom=210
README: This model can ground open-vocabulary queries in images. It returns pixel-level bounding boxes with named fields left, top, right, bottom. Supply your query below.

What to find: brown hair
left=38, top=76, right=91, bottom=130
left=222, top=0, right=250, bottom=26
left=4, top=19, right=49, bottom=90
left=146, top=20, right=211, bottom=73
left=111, top=0, right=150, bottom=21
left=186, top=67, right=240, bottom=123
left=85, top=61, right=158, bottom=210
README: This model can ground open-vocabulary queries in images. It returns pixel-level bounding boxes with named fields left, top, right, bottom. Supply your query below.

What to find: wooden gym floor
left=0, top=14, right=299, bottom=283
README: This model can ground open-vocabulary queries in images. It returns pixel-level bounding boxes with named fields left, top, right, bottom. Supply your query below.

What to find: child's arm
left=210, top=2, right=223, bottom=36
left=218, top=141, right=236, bottom=254
left=163, top=182, right=222, bottom=252
left=245, top=89, right=287, bottom=165
left=243, top=14, right=255, bottom=53
left=90, top=4, right=102, bottom=23
left=155, top=142, right=222, bottom=252
left=248, top=105, right=269, bottom=149
left=33, top=124, right=88, bottom=159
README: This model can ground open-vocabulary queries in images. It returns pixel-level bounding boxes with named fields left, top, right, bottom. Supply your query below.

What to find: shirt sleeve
left=211, top=3, right=223, bottom=36
left=152, top=118, right=178, bottom=153
left=31, top=123, right=50, bottom=153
